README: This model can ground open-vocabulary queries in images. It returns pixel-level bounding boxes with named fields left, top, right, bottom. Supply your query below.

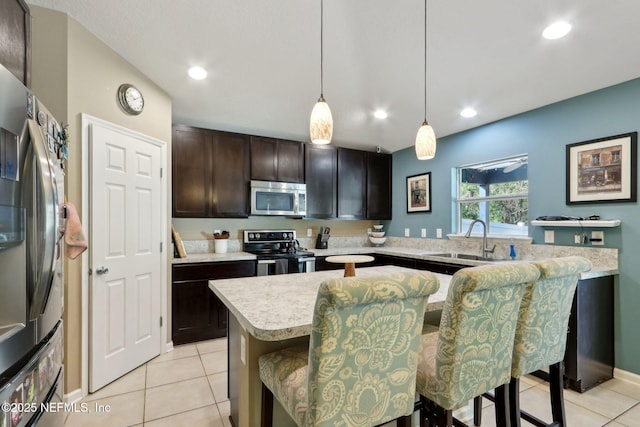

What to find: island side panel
left=228, top=314, right=309, bottom=427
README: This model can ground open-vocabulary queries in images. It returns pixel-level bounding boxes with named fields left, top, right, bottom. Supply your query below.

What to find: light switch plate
left=404, top=228, right=410, bottom=237
left=574, top=233, right=581, bottom=244
left=544, top=230, right=555, bottom=243
left=421, top=228, right=427, bottom=238
left=436, top=228, right=442, bottom=239
left=591, top=230, right=604, bottom=245
left=307, top=228, right=313, bottom=237
left=240, top=334, right=246, bottom=365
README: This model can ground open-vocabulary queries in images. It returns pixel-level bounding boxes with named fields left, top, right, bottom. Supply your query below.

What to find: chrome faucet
left=464, top=219, right=496, bottom=258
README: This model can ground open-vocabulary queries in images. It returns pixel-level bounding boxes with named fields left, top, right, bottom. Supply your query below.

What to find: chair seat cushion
left=259, top=345, right=310, bottom=426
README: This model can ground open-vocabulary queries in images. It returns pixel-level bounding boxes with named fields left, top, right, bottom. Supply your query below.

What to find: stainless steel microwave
left=250, top=180, right=306, bottom=216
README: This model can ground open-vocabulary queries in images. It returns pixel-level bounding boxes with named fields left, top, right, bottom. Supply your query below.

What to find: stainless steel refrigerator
left=0, top=63, right=65, bottom=427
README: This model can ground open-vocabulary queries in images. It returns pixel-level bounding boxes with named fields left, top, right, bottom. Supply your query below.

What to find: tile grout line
left=608, top=400, right=640, bottom=425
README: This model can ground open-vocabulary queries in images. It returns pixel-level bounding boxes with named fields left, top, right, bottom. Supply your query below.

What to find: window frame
left=455, top=155, right=529, bottom=236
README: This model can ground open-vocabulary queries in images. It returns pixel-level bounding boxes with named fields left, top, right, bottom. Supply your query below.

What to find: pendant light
left=310, top=0, right=333, bottom=145
left=415, top=0, right=436, bottom=160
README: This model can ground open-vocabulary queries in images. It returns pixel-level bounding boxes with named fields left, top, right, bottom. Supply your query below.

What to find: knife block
left=315, top=233, right=329, bottom=249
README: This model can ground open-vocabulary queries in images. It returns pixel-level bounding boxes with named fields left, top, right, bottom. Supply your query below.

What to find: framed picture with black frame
left=566, top=132, right=637, bottom=204
left=407, top=172, right=431, bottom=213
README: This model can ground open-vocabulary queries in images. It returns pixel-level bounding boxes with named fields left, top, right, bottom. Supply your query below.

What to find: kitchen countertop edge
left=173, top=246, right=617, bottom=279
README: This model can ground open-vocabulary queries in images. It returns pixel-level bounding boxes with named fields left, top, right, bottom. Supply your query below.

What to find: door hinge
left=160, top=316, right=163, bottom=327
left=160, top=167, right=163, bottom=178
left=160, top=242, right=163, bottom=253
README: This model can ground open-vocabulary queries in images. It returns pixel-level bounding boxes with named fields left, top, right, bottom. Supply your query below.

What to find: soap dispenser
left=509, top=243, right=517, bottom=260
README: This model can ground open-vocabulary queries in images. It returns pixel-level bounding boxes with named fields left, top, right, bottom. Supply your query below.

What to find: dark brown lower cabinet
left=172, top=260, right=256, bottom=345
left=564, top=275, right=614, bottom=392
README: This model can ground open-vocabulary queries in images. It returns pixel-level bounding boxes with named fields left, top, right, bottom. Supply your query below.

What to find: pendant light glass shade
left=415, top=120, right=436, bottom=160
left=310, top=0, right=333, bottom=145
left=310, top=95, right=333, bottom=145
left=415, top=0, right=436, bottom=160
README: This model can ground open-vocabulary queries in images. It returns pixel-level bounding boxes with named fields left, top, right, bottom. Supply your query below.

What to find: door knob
left=96, top=266, right=109, bottom=275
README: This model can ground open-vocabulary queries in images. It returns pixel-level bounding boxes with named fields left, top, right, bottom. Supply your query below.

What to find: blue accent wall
left=389, top=77, right=640, bottom=375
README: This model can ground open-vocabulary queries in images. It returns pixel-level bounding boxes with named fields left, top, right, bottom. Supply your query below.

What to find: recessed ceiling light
left=542, top=21, right=572, bottom=40
left=188, top=66, right=207, bottom=80
left=374, top=109, right=388, bottom=119
left=460, top=107, right=477, bottom=118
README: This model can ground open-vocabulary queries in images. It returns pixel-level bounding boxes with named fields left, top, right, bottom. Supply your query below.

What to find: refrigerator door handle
left=26, top=119, right=59, bottom=319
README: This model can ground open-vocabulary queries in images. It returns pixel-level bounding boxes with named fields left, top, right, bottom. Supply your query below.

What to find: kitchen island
left=209, top=265, right=452, bottom=427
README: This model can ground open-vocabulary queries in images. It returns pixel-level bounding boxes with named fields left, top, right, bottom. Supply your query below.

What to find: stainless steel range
left=243, top=230, right=315, bottom=276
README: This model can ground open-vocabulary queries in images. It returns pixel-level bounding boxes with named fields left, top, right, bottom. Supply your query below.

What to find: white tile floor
left=64, top=338, right=640, bottom=427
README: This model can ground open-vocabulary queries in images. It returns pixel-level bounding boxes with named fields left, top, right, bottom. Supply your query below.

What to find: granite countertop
left=175, top=246, right=617, bottom=279
left=209, top=265, right=451, bottom=342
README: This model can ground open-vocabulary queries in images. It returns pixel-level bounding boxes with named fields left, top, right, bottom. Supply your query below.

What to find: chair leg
left=397, top=414, right=413, bottom=427
left=549, top=362, right=567, bottom=427
left=509, top=377, right=521, bottom=427
left=473, top=395, right=482, bottom=426
left=261, top=383, right=274, bottom=427
left=494, top=383, right=511, bottom=427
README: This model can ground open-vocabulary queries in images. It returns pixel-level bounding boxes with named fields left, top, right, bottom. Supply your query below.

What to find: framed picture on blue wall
left=566, top=132, right=637, bottom=204
left=407, top=172, right=432, bottom=212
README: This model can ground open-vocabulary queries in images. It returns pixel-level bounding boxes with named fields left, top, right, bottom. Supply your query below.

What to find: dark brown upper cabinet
left=172, top=125, right=250, bottom=218
left=337, top=148, right=367, bottom=219
left=304, top=145, right=392, bottom=220
left=366, top=152, right=392, bottom=220
left=250, top=136, right=304, bottom=183
left=304, top=144, right=337, bottom=218
left=0, top=0, right=31, bottom=87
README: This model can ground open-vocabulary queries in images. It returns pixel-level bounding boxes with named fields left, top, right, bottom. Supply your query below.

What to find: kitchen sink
left=423, top=252, right=509, bottom=262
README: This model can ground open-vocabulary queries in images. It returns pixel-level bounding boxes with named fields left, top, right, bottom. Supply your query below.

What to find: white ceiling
left=26, top=0, right=640, bottom=153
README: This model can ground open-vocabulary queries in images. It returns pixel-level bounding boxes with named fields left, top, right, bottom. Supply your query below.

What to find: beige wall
left=30, top=6, right=172, bottom=395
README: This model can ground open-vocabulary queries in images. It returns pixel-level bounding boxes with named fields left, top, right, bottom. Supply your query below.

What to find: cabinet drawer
left=172, top=260, right=256, bottom=281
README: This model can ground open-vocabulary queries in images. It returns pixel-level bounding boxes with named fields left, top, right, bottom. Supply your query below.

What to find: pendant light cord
left=423, top=0, right=427, bottom=122
left=320, top=0, right=325, bottom=98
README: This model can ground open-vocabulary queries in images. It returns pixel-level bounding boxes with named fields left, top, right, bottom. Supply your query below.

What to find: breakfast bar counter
left=209, top=266, right=451, bottom=427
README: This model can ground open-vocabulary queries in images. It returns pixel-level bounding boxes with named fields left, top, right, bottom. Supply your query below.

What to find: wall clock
left=117, top=83, right=144, bottom=115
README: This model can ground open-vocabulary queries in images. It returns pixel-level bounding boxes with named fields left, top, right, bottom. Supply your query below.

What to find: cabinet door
left=172, top=278, right=224, bottom=344
left=305, top=145, right=337, bottom=218
left=367, top=152, right=392, bottom=220
left=337, top=148, right=366, bottom=219
left=251, top=137, right=304, bottom=183
left=276, top=139, right=304, bottom=183
left=250, top=136, right=278, bottom=181
left=0, top=0, right=30, bottom=87
left=172, top=126, right=212, bottom=217
left=171, top=261, right=256, bottom=344
left=211, top=131, right=250, bottom=217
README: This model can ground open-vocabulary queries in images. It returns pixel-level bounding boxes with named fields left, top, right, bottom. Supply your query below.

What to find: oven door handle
left=297, top=257, right=316, bottom=262
left=258, top=259, right=277, bottom=264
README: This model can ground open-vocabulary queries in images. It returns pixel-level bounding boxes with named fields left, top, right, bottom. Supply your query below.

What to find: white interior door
left=89, top=121, right=164, bottom=392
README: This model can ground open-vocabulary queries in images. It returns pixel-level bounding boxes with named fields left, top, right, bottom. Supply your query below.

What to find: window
left=455, top=155, right=528, bottom=236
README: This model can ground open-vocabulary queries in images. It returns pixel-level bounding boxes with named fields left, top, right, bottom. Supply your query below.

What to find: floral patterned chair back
left=511, top=256, right=592, bottom=377
left=259, top=271, right=439, bottom=427
left=416, top=262, right=540, bottom=410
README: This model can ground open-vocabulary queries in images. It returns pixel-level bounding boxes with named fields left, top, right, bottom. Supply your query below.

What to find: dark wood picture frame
left=566, top=132, right=637, bottom=204
left=407, top=172, right=432, bottom=213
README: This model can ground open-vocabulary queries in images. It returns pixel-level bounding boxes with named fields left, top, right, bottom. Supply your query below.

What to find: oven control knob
left=283, top=232, right=289, bottom=239
left=248, top=233, right=254, bottom=239
left=254, top=233, right=260, bottom=240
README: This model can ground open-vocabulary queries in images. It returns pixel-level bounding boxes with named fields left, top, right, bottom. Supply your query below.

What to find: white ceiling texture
left=26, top=0, right=640, bottom=153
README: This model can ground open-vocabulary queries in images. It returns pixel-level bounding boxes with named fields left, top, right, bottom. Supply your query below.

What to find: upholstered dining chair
left=258, top=271, right=440, bottom=427
left=410, top=262, right=541, bottom=427
left=474, top=256, right=592, bottom=427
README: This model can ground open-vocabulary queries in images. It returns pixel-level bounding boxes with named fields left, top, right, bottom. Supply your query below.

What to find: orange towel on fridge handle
left=63, top=202, right=87, bottom=260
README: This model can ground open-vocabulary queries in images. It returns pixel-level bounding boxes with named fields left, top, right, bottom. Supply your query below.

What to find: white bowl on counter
left=373, top=225, right=384, bottom=230
left=369, top=236, right=387, bottom=246
left=370, top=231, right=385, bottom=238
